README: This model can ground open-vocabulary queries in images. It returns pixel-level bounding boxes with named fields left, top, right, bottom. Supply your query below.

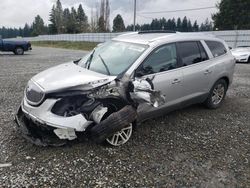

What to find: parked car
left=231, top=46, right=250, bottom=63
left=0, top=36, right=32, bottom=55
left=15, top=31, right=236, bottom=147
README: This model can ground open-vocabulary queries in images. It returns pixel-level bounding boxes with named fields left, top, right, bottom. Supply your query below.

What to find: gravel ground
left=0, top=47, right=249, bottom=187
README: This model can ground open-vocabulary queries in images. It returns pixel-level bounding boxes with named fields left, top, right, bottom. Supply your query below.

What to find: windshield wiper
left=86, top=49, right=95, bottom=68
left=98, top=54, right=111, bottom=75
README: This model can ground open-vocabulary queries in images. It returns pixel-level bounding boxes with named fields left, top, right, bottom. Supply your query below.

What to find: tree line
left=1, top=0, right=249, bottom=39
left=126, top=17, right=213, bottom=32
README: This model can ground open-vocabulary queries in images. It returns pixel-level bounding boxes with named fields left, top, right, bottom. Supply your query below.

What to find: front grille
left=25, top=81, right=45, bottom=105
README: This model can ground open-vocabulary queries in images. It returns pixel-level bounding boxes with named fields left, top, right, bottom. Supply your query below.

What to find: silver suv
left=15, top=31, right=236, bottom=147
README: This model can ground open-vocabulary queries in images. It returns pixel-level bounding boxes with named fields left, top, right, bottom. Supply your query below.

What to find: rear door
left=176, top=41, right=213, bottom=102
left=134, top=43, right=184, bottom=118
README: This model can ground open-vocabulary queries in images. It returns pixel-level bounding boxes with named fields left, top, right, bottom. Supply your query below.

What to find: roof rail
left=138, top=30, right=176, bottom=34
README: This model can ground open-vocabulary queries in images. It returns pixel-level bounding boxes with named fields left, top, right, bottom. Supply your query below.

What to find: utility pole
left=133, top=0, right=137, bottom=31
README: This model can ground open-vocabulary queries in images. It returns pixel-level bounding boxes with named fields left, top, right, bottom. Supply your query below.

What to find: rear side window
left=205, top=41, right=227, bottom=57
left=177, top=41, right=207, bottom=66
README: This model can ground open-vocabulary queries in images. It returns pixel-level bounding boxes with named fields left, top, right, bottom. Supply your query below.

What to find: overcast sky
left=0, top=0, right=220, bottom=28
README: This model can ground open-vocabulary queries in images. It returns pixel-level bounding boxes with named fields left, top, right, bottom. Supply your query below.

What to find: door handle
left=172, top=79, right=181, bottom=84
left=204, top=70, right=212, bottom=75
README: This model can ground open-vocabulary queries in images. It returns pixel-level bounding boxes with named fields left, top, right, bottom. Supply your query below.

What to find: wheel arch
left=15, top=45, right=24, bottom=50
left=218, top=76, right=229, bottom=89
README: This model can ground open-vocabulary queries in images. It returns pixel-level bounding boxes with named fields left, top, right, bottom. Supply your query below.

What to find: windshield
left=78, top=41, right=148, bottom=76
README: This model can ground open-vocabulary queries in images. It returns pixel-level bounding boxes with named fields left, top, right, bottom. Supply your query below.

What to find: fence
left=10, top=33, right=123, bottom=43
left=203, top=30, right=250, bottom=48
left=8, top=30, right=250, bottom=48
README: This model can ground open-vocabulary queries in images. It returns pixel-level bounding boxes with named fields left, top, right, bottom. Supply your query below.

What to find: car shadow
left=0, top=53, right=32, bottom=57
left=236, top=62, right=249, bottom=64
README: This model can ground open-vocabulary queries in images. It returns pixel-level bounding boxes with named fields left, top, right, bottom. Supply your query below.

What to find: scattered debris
left=25, top=156, right=32, bottom=160
left=0, top=163, right=12, bottom=168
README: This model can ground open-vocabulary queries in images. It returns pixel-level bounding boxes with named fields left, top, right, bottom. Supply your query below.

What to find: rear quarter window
left=177, top=41, right=207, bottom=66
left=205, top=41, right=227, bottom=57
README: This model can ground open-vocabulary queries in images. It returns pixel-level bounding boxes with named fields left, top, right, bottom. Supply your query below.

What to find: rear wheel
left=204, top=79, right=227, bottom=109
left=14, top=47, right=24, bottom=55
left=248, top=57, right=250, bottom=64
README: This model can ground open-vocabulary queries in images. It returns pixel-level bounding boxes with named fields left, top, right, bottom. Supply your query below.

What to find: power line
left=137, top=14, right=154, bottom=19
left=139, top=6, right=217, bottom=14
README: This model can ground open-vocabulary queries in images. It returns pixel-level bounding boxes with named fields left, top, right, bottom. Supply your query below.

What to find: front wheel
left=204, top=79, right=227, bottom=109
left=90, top=104, right=136, bottom=146
left=14, top=47, right=24, bottom=55
left=106, top=123, right=133, bottom=146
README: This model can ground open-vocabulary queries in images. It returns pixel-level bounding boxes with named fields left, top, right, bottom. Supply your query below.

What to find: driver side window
left=137, top=43, right=177, bottom=76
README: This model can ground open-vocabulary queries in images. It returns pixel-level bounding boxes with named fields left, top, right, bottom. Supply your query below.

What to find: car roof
left=113, top=31, right=222, bottom=45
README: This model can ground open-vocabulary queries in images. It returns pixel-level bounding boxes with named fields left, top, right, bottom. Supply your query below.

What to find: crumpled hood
left=32, top=62, right=116, bottom=93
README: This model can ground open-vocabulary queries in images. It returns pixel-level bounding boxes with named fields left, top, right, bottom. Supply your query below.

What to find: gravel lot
left=0, top=47, right=249, bottom=187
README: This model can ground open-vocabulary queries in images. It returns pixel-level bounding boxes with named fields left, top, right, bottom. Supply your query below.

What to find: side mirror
left=134, top=69, right=145, bottom=78
left=229, top=46, right=232, bottom=50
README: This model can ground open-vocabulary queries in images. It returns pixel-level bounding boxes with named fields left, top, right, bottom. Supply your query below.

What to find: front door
left=134, top=43, right=184, bottom=120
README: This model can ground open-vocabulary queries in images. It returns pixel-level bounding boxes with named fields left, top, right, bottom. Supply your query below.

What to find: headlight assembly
left=25, top=80, right=45, bottom=106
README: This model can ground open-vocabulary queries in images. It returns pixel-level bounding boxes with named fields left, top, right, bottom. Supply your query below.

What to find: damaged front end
left=15, top=76, right=165, bottom=147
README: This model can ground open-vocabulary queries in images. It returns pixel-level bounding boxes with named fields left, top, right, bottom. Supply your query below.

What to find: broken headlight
left=25, top=80, right=45, bottom=106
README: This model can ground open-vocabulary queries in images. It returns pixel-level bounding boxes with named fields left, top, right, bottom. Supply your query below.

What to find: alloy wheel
left=212, top=83, right=225, bottom=105
left=106, top=123, right=133, bottom=146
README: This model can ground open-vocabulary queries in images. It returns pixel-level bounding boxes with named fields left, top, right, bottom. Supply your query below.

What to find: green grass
left=31, top=41, right=98, bottom=51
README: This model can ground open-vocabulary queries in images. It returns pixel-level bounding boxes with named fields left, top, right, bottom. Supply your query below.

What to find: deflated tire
left=90, top=105, right=137, bottom=144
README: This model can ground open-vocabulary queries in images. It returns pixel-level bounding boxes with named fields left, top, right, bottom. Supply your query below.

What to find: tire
left=14, top=47, right=24, bottom=55
left=91, top=105, right=137, bottom=145
left=247, top=57, right=250, bottom=64
left=204, top=79, right=228, bottom=109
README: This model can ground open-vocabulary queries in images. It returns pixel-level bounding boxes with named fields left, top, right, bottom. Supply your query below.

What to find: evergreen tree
left=140, top=24, right=151, bottom=31
left=193, top=21, right=199, bottom=32
left=166, top=19, right=172, bottom=30
left=200, top=18, right=213, bottom=31
left=49, top=0, right=63, bottom=34
left=63, top=8, right=71, bottom=33
left=23, top=24, right=32, bottom=37
left=151, top=19, right=161, bottom=30
left=31, top=15, right=46, bottom=36
left=213, top=0, right=250, bottom=30
left=182, top=16, right=188, bottom=32
left=55, top=0, right=63, bottom=33
left=160, top=18, right=167, bottom=30
left=69, top=7, right=78, bottom=33
left=77, top=4, right=89, bottom=32
left=49, top=5, right=57, bottom=34
left=170, top=18, right=176, bottom=31
left=187, top=19, right=192, bottom=32
left=126, top=24, right=133, bottom=31
left=113, top=14, right=125, bottom=32
left=177, top=18, right=182, bottom=31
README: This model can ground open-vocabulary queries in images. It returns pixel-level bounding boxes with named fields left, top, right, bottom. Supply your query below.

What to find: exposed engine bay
left=15, top=76, right=165, bottom=147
